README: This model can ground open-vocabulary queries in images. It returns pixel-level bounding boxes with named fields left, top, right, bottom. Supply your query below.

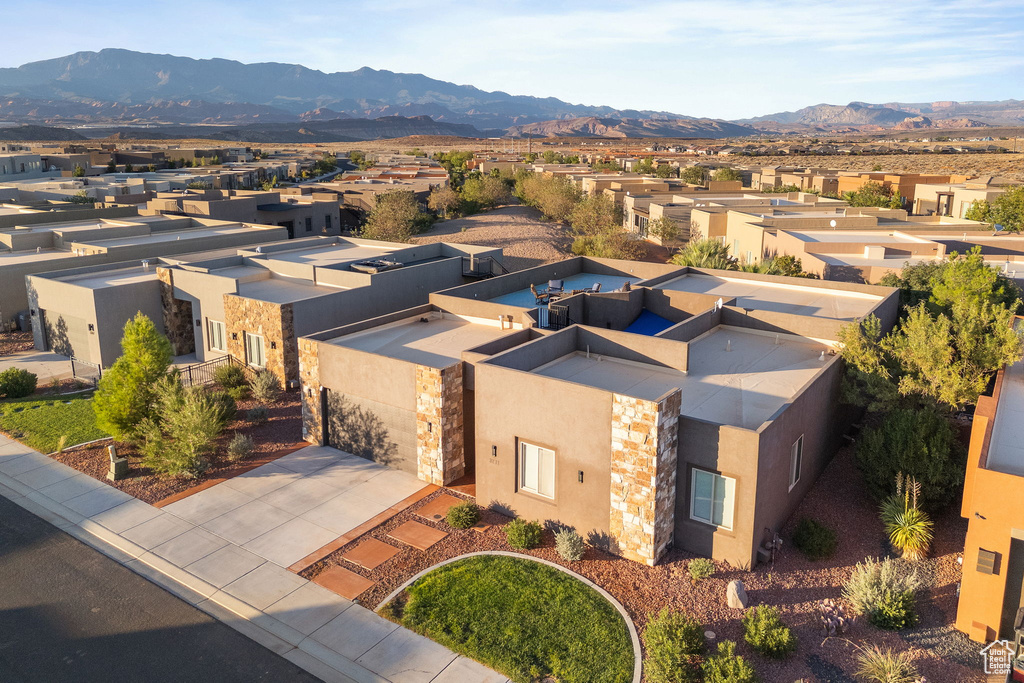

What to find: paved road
left=0, top=495, right=321, bottom=683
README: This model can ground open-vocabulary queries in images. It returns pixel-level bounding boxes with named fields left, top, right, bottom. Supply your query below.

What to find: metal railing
left=177, top=354, right=251, bottom=388
left=545, top=304, right=575, bottom=330
left=70, top=357, right=102, bottom=387
left=461, top=255, right=510, bottom=279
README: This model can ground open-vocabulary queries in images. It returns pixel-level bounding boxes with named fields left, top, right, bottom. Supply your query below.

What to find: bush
left=246, top=406, right=269, bottom=424
left=226, top=433, right=254, bottom=462
left=445, top=501, right=479, bottom=529
left=554, top=528, right=586, bottom=561
left=742, top=606, right=797, bottom=659
left=843, top=557, right=923, bottom=630
left=702, top=640, right=758, bottom=683
left=642, top=608, right=705, bottom=683
left=855, top=646, right=919, bottom=683
left=688, top=558, right=715, bottom=582
left=856, top=407, right=963, bottom=510
left=792, top=518, right=838, bottom=561
left=214, top=363, right=247, bottom=389
left=505, top=518, right=542, bottom=549
left=249, top=370, right=281, bottom=404
left=880, top=475, right=933, bottom=561
left=208, top=389, right=237, bottom=424
left=227, top=385, right=250, bottom=401
left=0, top=368, right=37, bottom=398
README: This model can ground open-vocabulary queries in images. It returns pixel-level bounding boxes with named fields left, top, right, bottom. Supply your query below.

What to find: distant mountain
left=0, top=124, right=87, bottom=141
left=741, top=100, right=1023, bottom=130
left=0, top=49, right=686, bottom=128
left=507, top=116, right=757, bottom=139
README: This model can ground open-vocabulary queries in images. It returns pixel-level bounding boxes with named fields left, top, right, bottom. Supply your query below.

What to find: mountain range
left=0, top=50, right=1020, bottom=141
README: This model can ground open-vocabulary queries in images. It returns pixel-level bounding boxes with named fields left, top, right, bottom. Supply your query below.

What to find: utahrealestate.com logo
left=981, top=639, right=1015, bottom=675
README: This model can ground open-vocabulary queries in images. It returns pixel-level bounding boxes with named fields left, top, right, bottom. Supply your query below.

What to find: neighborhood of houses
left=1, top=140, right=1023, bottom=682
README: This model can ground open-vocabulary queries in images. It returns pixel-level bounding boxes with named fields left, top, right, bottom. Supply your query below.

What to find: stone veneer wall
left=609, top=389, right=681, bottom=566
left=298, top=336, right=322, bottom=444
left=156, top=267, right=195, bottom=356
left=223, top=295, right=297, bottom=385
left=415, top=363, right=465, bottom=486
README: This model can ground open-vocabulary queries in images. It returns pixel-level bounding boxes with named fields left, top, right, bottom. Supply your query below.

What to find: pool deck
left=488, top=273, right=640, bottom=309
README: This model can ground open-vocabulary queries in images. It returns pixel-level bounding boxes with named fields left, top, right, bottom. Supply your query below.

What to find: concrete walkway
left=0, top=350, right=75, bottom=383
left=0, top=435, right=509, bottom=683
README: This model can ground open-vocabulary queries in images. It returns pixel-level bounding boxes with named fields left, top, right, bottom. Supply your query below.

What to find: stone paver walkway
left=0, top=434, right=509, bottom=683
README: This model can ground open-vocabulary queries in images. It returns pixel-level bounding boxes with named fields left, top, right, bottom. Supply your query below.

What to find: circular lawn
left=384, top=554, right=635, bottom=683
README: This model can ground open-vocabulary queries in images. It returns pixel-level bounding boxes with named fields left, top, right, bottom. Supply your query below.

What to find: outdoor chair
left=530, top=283, right=549, bottom=305
left=589, top=282, right=602, bottom=293
left=547, top=279, right=564, bottom=295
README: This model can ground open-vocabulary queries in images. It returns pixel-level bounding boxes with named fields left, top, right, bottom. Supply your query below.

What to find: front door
left=1000, top=537, right=1024, bottom=638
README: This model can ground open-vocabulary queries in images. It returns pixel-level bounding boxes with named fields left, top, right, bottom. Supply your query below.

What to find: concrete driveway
left=0, top=350, right=75, bottom=383
left=163, top=446, right=428, bottom=568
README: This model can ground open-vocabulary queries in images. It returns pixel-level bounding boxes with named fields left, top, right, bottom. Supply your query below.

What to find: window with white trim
left=519, top=441, right=554, bottom=498
left=244, top=332, right=266, bottom=368
left=789, top=435, right=803, bottom=491
left=690, top=468, right=735, bottom=529
left=208, top=319, right=226, bottom=352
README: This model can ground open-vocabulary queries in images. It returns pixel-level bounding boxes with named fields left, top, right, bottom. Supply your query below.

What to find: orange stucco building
left=956, top=342, right=1024, bottom=643
left=835, top=173, right=970, bottom=209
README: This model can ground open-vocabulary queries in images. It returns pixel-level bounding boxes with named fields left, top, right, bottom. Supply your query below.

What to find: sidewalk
left=0, top=434, right=508, bottom=683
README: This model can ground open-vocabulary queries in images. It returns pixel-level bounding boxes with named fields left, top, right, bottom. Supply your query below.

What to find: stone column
left=223, top=295, right=296, bottom=386
left=156, top=267, right=195, bottom=356
left=298, top=336, right=322, bottom=444
left=609, top=389, right=680, bottom=566
left=415, top=363, right=465, bottom=486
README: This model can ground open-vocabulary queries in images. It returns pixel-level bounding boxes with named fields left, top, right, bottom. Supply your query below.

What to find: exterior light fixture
left=492, top=445, right=497, bottom=457
left=427, top=422, right=433, bottom=433
left=578, top=470, right=584, bottom=483
left=88, top=324, right=95, bottom=332
left=194, top=319, right=201, bottom=326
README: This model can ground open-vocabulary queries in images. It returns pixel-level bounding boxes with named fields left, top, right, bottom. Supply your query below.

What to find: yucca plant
left=855, top=645, right=919, bottom=683
left=880, top=474, right=933, bottom=561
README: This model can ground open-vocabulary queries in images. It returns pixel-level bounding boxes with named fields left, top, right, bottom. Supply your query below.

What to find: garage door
left=42, top=310, right=91, bottom=360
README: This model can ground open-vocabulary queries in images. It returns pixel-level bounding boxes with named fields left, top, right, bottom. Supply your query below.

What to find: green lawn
left=392, top=555, right=634, bottom=683
left=0, top=392, right=109, bottom=453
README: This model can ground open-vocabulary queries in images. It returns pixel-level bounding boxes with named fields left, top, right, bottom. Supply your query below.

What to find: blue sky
left=3, top=0, right=1022, bottom=119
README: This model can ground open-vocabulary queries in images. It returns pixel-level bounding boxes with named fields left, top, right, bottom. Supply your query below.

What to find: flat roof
left=330, top=314, right=515, bottom=368
left=56, top=265, right=158, bottom=289
left=489, top=272, right=641, bottom=309
left=266, top=243, right=399, bottom=267
left=237, top=275, right=342, bottom=303
left=532, top=327, right=828, bottom=429
left=785, top=230, right=926, bottom=244
left=654, top=273, right=880, bottom=321
left=0, top=248, right=70, bottom=266
left=987, top=352, right=1024, bottom=477
left=81, top=225, right=250, bottom=248
left=815, top=254, right=938, bottom=269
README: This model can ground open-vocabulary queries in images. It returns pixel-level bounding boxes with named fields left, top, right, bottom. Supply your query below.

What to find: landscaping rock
left=727, top=579, right=748, bottom=609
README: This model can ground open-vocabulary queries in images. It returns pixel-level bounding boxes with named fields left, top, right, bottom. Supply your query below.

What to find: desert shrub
left=0, top=368, right=37, bottom=398
left=445, top=501, right=479, bottom=529
left=856, top=407, right=963, bottom=510
left=702, top=640, right=758, bottom=683
left=742, top=606, right=797, bottom=659
left=688, top=558, right=716, bottom=582
left=137, top=375, right=231, bottom=478
left=554, top=528, right=586, bottom=561
left=249, top=370, right=281, bottom=404
left=226, top=433, right=254, bottom=462
left=792, top=518, right=838, bottom=561
left=505, top=518, right=542, bottom=549
left=227, top=385, right=250, bottom=401
left=48, top=376, right=61, bottom=395
left=92, top=313, right=172, bottom=439
left=855, top=646, right=919, bottom=683
left=843, top=557, right=923, bottom=630
left=880, top=475, right=933, bottom=561
left=214, top=363, right=246, bottom=389
left=208, top=389, right=237, bottom=424
left=246, top=405, right=269, bottom=424
left=642, top=608, right=705, bottom=683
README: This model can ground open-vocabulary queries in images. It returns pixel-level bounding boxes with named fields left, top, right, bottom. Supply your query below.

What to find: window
left=690, top=469, right=735, bottom=529
left=746, top=250, right=753, bottom=264
left=519, top=441, right=554, bottom=498
left=789, top=436, right=803, bottom=491
left=244, top=332, right=266, bottom=368
left=305, top=216, right=313, bottom=232
left=733, top=239, right=740, bottom=255
left=208, top=320, right=226, bottom=352
left=325, top=214, right=332, bottom=231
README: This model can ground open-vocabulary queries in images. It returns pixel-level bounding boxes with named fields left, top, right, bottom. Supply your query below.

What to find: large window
left=519, top=441, right=555, bottom=498
left=690, top=469, right=735, bottom=529
left=244, top=332, right=266, bottom=368
left=789, top=435, right=803, bottom=491
left=207, top=319, right=226, bottom=352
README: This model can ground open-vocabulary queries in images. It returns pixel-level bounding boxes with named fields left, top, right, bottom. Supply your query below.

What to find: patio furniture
left=547, top=279, right=564, bottom=295
left=351, top=259, right=403, bottom=274
left=530, top=283, right=549, bottom=305
left=589, top=282, right=602, bottom=293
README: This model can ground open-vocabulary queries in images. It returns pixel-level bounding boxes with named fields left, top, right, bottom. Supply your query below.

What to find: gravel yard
left=0, top=332, right=35, bottom=357
left=411, top=204, right=573, bottom=272
left=757, top=153, right=1024, bottom=182
left=303, top=445, right=983, bottom=682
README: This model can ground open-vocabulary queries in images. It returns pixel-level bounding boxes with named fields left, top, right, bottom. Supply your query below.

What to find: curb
left=377, top=550, right=643, bottom=683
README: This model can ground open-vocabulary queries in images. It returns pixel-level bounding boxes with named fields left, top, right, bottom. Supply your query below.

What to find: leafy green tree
left=671, top=238, right=737, bottom=270
left=634, top=159, right=656, bottom=175
left=843, top=181, right=893, bottom=208
left=966, top=186, right=1024, bottom=233
left=123, top=162, right=134, bottom=173
left=65, top=190, right=95, bottom=205
left=591, top=160, right=620, bottom=172
left=260, top=175, right=278, bottom=192
left=739, top=254, right=818, bottom=278
left=541, top=150, right=564, bottom=164
left=72, top=164, right=85, bottom=177
left=515, top=173, right=580, bottom=222
left=564, top=154, right=580, bottom=164
left=106, top=158, right=117, bottom=173
left=92, top=313, right=173, bottom=439
left=681, top=166, right=708, bottom=185
left=427, top=185, right=462, bottom=218
left=361, top=190, right=431, bottom=242
left=889, top=190, right=904, bottom=209
left=965, top=198, right=991, bottom=223
left=655, top=164, right=676, bottom=179
left=648, top=216, right=680, bottom=243
left=523, top=152, right=538, bottom=163
left=712, top=168, right=742, bottom=182
left=460, top=175, right=511, bottom=211
left=568, top=194, right=644, bottom=260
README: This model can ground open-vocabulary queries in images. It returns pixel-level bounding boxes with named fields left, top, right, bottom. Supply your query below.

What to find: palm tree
left=671, top=238, right=738, bottom=270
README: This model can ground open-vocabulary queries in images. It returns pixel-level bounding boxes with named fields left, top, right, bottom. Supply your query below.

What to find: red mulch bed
left=0, top=331, right=35, bottom=356
left=49, top=392, right=303, bottom=505
left=302, top=446, right=982, bottom=683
